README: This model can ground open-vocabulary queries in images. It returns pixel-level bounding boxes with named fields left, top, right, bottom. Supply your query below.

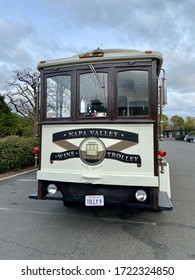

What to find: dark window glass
left=118, top=71, right=149, bottom=116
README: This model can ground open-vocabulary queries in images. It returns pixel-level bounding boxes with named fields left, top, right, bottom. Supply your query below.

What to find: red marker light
left=158, top=150, right=166, bottom=157
left=33, top=147, right=39, bottom=154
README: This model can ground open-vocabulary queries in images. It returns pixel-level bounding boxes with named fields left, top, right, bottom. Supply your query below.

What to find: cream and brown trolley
left=30, top=48, right=172, bottom=211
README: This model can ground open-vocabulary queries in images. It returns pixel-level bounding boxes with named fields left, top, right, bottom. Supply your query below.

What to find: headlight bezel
left=135, top=190, right=147, bottom=202
left=47, top=184, right=58, bottom=195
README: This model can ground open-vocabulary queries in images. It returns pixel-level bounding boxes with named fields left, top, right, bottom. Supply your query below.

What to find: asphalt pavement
left=0, top=139, right=194, bottom=260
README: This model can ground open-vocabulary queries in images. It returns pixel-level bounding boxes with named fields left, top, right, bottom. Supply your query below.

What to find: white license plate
left=85, top=195, right=104, bottom=206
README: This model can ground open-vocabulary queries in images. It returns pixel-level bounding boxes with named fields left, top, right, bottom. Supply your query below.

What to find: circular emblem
left=79, top=137, right=106, bottom=166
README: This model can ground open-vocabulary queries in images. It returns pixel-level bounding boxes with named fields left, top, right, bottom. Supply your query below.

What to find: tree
left=0, top=95, right=14, bottom=137
left=183, top=116, right=195, bottom=135
left=162, top=114, right=169, bottom=130
left=10, top=113, right=34, bottom=137
left=185, top=116, right=195, bottom=127
left=0, top=95, right=33, bottom=137
left=0, top=95, right=11, bottom=115
left=5, top=69, right=40, bottom=136
left=185, top=116, right=195, bottom=130
left=170, top=115, right=185, bottom=128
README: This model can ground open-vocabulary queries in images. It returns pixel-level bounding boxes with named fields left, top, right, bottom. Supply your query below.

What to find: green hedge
left=175, top=135, right=185, bottom=141
left=0, top=136, right=39, bottom=173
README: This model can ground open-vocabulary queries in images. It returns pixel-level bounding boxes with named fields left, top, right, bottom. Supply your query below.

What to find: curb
left=0, top=168, right=38, bottom=182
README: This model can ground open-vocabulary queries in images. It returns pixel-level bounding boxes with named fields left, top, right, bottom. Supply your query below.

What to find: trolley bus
left=30, top=48, right=172, bottom=211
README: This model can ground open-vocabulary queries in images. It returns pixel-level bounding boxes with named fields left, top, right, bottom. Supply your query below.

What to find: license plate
left=85, top=195, right=104, bottom=206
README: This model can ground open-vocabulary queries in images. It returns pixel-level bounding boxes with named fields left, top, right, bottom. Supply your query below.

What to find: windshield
left=44, top=64, right=151, bottom=120
left=79, top=72, right=108, bottom=117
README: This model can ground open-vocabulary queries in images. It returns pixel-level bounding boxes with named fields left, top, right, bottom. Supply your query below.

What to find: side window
left=117, top=71, right=149, bottom=116
left=46, top=75, right=71, bottom=118
left=80, top=72, right=107, bottom=117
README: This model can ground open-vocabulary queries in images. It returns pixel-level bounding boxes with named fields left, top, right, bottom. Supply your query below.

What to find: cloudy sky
left=0, top=0, right=195, bottom=119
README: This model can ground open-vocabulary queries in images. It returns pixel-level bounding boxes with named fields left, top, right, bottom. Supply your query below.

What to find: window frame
left=41, top=62, right=153, bottom=123
left=43, top=70, right=74, bottom=121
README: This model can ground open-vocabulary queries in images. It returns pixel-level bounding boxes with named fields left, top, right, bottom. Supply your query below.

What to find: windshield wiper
left=89, top=64, right=105, bottom=88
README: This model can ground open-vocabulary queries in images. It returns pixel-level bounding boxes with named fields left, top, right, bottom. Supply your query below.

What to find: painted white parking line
left=17, top=179, right=37, bottom=182
left=0, top=169, right=38, bottom=181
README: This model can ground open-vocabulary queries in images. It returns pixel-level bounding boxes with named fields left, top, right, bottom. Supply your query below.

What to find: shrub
left=189, top=131, right=195, bottom=136
left=0, top=136, right=39, bottom=173
left=175, top=135, right=185, bottom=141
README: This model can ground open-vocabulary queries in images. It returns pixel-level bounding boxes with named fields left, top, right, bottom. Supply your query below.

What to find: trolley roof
left=38, top=48, right=163, bottom=70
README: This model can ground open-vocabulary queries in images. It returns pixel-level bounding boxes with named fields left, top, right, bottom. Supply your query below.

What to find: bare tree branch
left=5, top=69, right=40, bottom=136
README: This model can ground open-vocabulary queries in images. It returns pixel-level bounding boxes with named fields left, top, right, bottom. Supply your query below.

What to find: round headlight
left=135, top=190, right=147, bottom=202
left=47, top=184, right=57, bottom=195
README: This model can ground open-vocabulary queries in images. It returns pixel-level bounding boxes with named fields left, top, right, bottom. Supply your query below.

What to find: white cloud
left=164, top=91, right=195, bottom=119
left=0, top=18, right=36, bottom=67
left=0, top=0, right=195, bottom=117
